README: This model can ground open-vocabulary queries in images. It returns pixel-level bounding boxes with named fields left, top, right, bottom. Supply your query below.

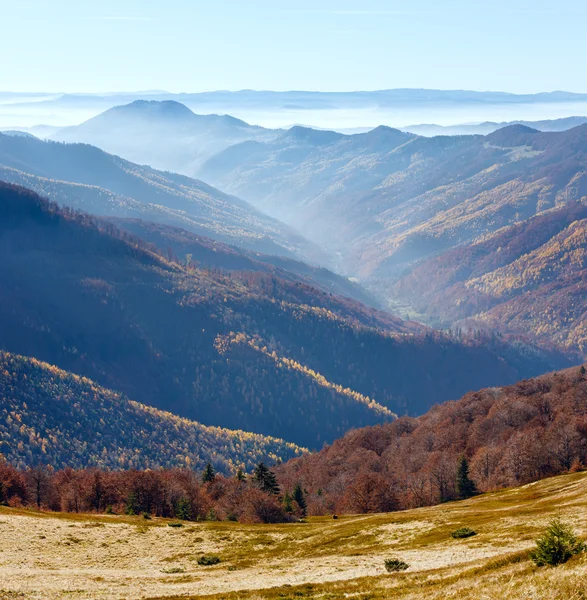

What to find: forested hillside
left=277, top=364, right=587, bottom=515
left=0, top=183, right=568, bottom=449
left=0, top=132, right=317, bottom=260
left=394, top=201, right=587, bottom=352
left=112, top=217, right=382, bottom=309
left=0, top=351, right=303, bottom=472
left=199, top=123, right=587, bottom=284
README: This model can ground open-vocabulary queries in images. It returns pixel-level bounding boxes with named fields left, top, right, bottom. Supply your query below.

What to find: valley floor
left=2, top=472, right=587, bottom=599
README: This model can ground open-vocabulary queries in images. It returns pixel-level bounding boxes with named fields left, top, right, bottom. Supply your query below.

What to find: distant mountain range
left=403, top=116, right=587, bottom=137
left=0, top=182, right=567, bottom=451
left=50, top=100, right=281, bottom=174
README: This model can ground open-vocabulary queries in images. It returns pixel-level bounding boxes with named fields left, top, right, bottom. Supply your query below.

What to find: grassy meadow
left=2, top=472, right=587, bottom=599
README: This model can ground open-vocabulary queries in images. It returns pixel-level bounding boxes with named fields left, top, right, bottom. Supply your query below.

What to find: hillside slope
left=277, top=363, right=587, bottom=513
left=0, top=183, right=568, bottom=448
left=394, top=201, right=587, bottom=352
left=200, top=123, right=587, bottom=284
left=1, top=471, right=586, bottom=599
left=0, top=132, right=318, bottom=260
left=0, top=351, right=304, bottom=472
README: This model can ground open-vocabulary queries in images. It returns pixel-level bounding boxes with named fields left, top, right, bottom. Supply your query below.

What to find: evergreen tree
left=456, top=456, right=477, bottom=499
left=283, top=491, right=293, bottom=513
left=202, top=463, right=216, bottom=484
left=236, top=468, right=246, bottom=482
left=125, top=491, right=140, bottom=516
left=176, top=497, right=192, bottom=521
left=253, top=462, right=280, bottom=495
left=292, top=483, right=307, bottom=516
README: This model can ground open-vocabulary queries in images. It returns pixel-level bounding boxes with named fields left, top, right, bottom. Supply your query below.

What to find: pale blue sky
left=2, top=0, right=586, bottom=93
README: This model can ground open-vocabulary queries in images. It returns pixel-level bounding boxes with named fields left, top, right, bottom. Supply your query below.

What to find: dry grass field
left=2, top=472, right=587, bottom=599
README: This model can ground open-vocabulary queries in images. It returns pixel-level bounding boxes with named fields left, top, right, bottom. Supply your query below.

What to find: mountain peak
left=284, top=126, right=344, bottom=145
left=485, top=123, right=539, bottom=146
left=113, top=99, right=195, bottom=119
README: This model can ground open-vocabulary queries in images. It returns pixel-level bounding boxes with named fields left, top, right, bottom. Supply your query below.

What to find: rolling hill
left=0, top=132, right=318, bottom=260
left=0, top=351, right=304, bottom=472
left=0, top=182, right=569, bottom=449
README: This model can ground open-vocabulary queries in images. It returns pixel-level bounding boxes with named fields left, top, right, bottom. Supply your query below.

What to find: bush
left=197, top=554, right=221, bottom=566
left=451, top=527, right=477, bottom=539
left=142, top=512, right=151, bottom=520
left=168, top=522, right=183, bottom=528
left=530, top=518, right=585, bottom=566
left=384, top=558, right=409, bottom=572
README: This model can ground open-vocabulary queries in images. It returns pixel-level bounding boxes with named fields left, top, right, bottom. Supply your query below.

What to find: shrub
left=384, top=558, right=409, bottom=572
left=197, top=554, right=221, bottom=566
left=451, top=527, right=477, bottom=539
left=530, top=518, right=584, bottom=566
left=142, top=512, right=151, bottom=520
left=168, top=522, right=183, bottom=528
left=161, top=567, right=185, bottom=574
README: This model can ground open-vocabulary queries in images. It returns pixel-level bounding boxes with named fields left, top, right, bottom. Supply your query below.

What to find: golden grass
left=2, top=472, right=587, bottom=599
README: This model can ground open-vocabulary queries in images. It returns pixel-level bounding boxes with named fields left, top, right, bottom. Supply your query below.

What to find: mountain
left=0, top=351, right=304, bottom=472
left=112, top=218, right=383, bottom=309
left=51, top=100, right=280, bottom=175
left=0, top=183, right=568, bottom=448
left=403, top=116, right=587, bottom=137
left=0, top=132, right=319, bottom=260
left=277, top=363, right=587, bottom=514
left=199, top=123, right=587, bottom=287
left=393, top=201, right=587, bottom=353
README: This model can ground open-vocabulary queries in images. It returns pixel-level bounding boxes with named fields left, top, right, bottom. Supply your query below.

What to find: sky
left=2, top=0, right=587, bottom=94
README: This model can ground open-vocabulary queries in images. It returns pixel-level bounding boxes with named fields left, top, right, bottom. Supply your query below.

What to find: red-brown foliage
left=276, top=365, right=587, bottom=514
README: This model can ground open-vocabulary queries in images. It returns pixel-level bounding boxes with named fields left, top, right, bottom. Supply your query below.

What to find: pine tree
left=283, top=491, right=293, bottom=513
left=456, top=456, right=477, bottom=499
left=236, top=468, right=246, bottom=482
left=202, top=463, right=216, bottom=484
left=125, top=491, right=140, bottom=516
left=292, top=483, right=307, bottom=516
left=253, top=462, right=280, bottom=495
left=176, top=497, right=192, bottom=521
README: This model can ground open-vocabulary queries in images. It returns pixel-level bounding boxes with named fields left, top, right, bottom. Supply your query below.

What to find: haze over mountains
left=0, top=183, right=567, bottom=454
left=4, top=88, right=587, bottom=131
left=3, top=88, right=587, bottom=489
left=0, top=131, right=319, bottom=261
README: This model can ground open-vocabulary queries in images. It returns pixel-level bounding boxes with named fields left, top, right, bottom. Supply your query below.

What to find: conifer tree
left=456, top=456, right=477, bottom=499
left=176, top=497, right=192, bottom=521
left=292, top=483, right=307, bottom=516
left=283, top=491, right=293, bottom=513
left=253, top=462, right=280, bottom=495
left=125, top=491, right=140, bottom=515
left=236, top=468, right=246, bottom=482
left=202, top=463, right=216, bottom=484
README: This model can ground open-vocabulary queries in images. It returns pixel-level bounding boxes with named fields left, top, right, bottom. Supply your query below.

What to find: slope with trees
left=0, top=182, right=569, bottom=449
left=0, top=132, right=318, bottom=260
left=0, top=351, right=304, bottom=473
left=277, top=364, right=587, bottom=515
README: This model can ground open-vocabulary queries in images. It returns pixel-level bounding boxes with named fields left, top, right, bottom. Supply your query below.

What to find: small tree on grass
left=456, top=456, right=477, bottom=499
left=530, top=518, right=585, bottom=566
